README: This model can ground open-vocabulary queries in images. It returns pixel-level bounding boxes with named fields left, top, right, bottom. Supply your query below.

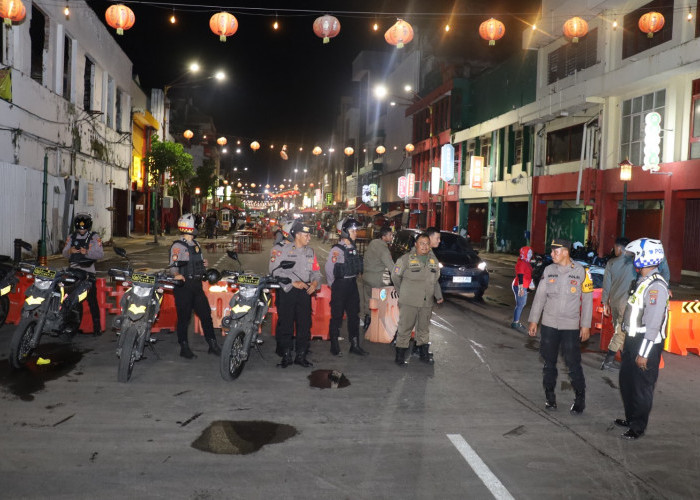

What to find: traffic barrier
left=270, top=285, right=332, bottom=340
left=152, top=292, right=178, bottom=333
left=108, top=281, right=129, bottom=314
left=194, top=281, right=236, bottom=335
left=664, top=300, right=700, bottom=356
left=5, top=274, right=34, bottom=325
left=365, top=286, right=413, bottom=343
left=79, top=278, right=112, bottom=333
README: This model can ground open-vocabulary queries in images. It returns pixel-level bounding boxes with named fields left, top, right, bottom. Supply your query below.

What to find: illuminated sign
left=441, top=144, right=455, bottom=182
left=397, top=176, right=407, bottom=198
left=643, top=112, right=661, bottom=172
left=430, top=167, right=441, bottom=195
left=470, top=156, right=484, bottom=189
left=407, top=173, right=415, bottom=196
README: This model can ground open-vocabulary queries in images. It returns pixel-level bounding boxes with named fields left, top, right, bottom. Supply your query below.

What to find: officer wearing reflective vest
left=325, top=218, right=368, bottom=356
left=168, top=213, right=221, bottom=359
left=269, top=221, right=320, bottom=368
left=615, top=238, right=669, bottom=440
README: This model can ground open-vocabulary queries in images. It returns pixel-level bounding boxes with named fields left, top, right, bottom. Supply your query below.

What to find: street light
left=619, top=159, right=633, bottom=237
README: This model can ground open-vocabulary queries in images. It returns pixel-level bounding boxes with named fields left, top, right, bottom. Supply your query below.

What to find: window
left=83, top=57, right=94, bottom=110
left=106, top=76, right=114, bottom=128
left=514, top=129, right=523, bottom=164
left=115, top=88, right=123, bottom=131
left=620, top=90, right=665, bottom=165
left=547, top=29, right=598, bottom=85
left=546, top=125, right=584, bottom=164
left=622, top=0, right=673, bottom=60
left=690, top=80, right=700, bottom=159
left=480, top=136, right=491, bottom=165
left=29, top=6, right=46, bottom=84
left=62, top=35, right=72, bottom=100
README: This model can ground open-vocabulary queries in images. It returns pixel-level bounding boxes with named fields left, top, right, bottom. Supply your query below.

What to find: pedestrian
left=269, top=221, right=321, bottom=367
left=168, top=213, right=221, bottom=359
left=600, top=237, right=635, bottom=369
left=511, top=245, right=534, bottom=331
left=391, top=233, right=443, bottom=365
left=62, top=213, right=104, bottom=336
left=426, top=227, right=441, bottom=250
left=326, top=218, right=368, bottom=356
left=527, top=238, right=593, bottom=414
left=361, top=226, right=395, bottom=332
left=615, top=238, right=669, bottom=440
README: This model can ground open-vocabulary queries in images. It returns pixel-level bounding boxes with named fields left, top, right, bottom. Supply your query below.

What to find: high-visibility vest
left=623, top=273, right=669, bottom=356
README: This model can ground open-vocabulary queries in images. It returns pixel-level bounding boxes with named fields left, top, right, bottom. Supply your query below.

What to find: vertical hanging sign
left=441, top=144, right=455, bottom=182
left=407, top=173, right=415, bottom=196
left=430, top=167, right=441, bottom=194
left=397, top=176, right=407, bottom=198
left=470, top=155, right=484, bottom=189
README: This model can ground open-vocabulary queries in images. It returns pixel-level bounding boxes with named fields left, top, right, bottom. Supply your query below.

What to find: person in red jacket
left=511, top=246, right=534, bottom=331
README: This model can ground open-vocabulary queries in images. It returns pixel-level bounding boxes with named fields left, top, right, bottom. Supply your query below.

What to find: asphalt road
left=1, top=235, right=699, bottom=499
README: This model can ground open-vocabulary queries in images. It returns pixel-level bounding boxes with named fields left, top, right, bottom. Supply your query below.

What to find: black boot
left=600, top=350, right=618, bottom=370
left=418, top=344, right=434, bottom=364
left=411, top=341, right=420, bottom=357
left=294, top=352, right=313, bottom=368
left=395, top=347, right=407, bottom=366
left=179, top=341, right=196, bottom=359
left=349, top=337, right=368, bottom=356
left=570, top=390, right=585, bottom=415
left=277, top=349, right=293, bottom=368
left=362, top=314, right=371, bottom=332
left=545, top=389, right=557, bottom=410
left=330, top=334, right=342, bottom=356
left=390, top=332, right=397, bottom=346
left=206, top=337, right=221, bottom=356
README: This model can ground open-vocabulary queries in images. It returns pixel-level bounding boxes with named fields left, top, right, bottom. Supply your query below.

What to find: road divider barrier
left=664, top=300, right=700, bottom=356
left=79, top=278, right=111, bottom=333
left=365, top=286, right=401, bottom=344
left=194, top=281, right=236, bottom=335
left=269, top=285, right=332, bottom=340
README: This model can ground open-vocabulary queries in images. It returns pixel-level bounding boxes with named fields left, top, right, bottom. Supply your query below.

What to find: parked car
left=389, top=229, right=489, bottom=298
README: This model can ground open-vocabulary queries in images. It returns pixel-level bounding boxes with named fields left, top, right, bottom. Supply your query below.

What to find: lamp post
left=619, top=159, right=633, bottom=237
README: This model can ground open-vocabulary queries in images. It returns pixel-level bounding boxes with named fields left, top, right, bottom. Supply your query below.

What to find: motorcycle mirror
left=114, top=247, right=128, bottom=258
left=227, top=250, right=239, bottom=261
left=279, top=260, right=295, bottom=270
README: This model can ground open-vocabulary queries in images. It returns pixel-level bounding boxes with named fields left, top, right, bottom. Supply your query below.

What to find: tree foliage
left=144, top=136, right=195, bottom=216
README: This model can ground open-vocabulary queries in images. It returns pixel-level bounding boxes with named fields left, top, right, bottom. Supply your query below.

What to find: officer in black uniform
left=325, top=218, right=368, bottom=356
left=169, top=213, right=221, bottom=359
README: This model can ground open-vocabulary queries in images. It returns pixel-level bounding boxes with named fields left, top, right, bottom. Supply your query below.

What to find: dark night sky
left=86, top=0, right=540, bottom=184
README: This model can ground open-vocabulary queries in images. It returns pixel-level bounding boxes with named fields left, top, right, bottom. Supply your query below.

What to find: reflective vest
left=333, top=242, right=363, bottom=278
left=623, top=273, right=669, bottom=345
left=170, top=240, right=205, bottom=278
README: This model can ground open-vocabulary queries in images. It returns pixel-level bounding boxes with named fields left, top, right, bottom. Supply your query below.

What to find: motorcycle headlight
left=239, top=286, right=256, bottom=299
left=34, top=279, right=52, bottom=290
left=133, top=284, right=151, bottom=297
left=478, top=262, right=487, bottom=271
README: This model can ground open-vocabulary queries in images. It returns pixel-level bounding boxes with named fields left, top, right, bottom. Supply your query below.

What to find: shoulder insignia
left=581, top=269, right=594, bottom=293
left=429, top=259, right=435, bottom=264
left=332, top=255, right=337, bottom=263
left=649, top=295, right=657, bottom=305
left=394, top=265, right=401, bottom=274
left=570, top=287, right=577, bottom=294
left=548, top=278, right=556, bottom=283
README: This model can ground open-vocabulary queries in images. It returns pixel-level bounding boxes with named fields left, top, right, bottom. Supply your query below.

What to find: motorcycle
left=0, top=239, right=33, bottom=327
left=219, top=250, right=292, bottom=381
left=530, top=252, right=552, bottom=286
left=9, top=259, right=95, bottom=369
left=108, top=247, right=182, bottom=383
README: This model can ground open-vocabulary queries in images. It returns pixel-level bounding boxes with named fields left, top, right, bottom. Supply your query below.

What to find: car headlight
left=133, top=284, right=151, bottom=297
left=34, top=279, right=52, bottom=290
left=438, top=262, right=444, bottom=269
left=478, top=262, right=487, bottom=271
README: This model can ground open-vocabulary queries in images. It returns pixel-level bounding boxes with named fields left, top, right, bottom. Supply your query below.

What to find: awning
left=385, top=209, right=403, bottom=218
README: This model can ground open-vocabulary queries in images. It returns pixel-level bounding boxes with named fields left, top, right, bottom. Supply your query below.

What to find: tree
left=188, top=159, right=218, bottom=206
left=144, top=136, right=194, bottom=243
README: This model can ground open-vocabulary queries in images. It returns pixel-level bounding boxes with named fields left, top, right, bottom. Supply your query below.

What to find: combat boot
left=395, top=347, right=407, bottom=366
left=294, top=352, right=313, bottom=368
left=205, top=336, right=221, bottom=356
left=545, top=389, right=557, bottom=410
left=330, top=333, right=342, bottom=356
left=362, top=314, right=371, bottom=333
left=278, top=349, right=293, bottom=368
left=418, top=344, right=434, bottom=364
left=600, top=351, right=618, bottom=370
left=349, top=337, right=368, bottom=356
left=570, top=390, right=586, bottom=415
left=179, top=341, right=196, bottom=359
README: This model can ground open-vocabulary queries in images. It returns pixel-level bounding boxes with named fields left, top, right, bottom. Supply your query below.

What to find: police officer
left=62, top=213, right=104, bottom=335
left=361, top=226, right=395, bottom=332
left=326, top=218, right=367, bottom=356
left=601, top=237, right=635, bottom=369
left=391, top=233, right=443, bottom=365
left=269, top=221, right=321, bottom=367
left=528, top=238, right=593, bottom=414
left=615, top=238, right=669, bottom=440
left=169, top=213, right=221, bottom=359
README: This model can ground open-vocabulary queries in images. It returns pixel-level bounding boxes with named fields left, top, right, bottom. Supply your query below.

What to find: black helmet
left=204, top=268, right=221, bottom=284
left=74, top=213, right=93, bottom=231
left=340, top=217, right=360, bottom=239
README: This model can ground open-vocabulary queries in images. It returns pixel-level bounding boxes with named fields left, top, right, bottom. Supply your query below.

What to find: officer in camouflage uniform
left=528, top=238, right=593, bottom=415
left=615, top=238, right=669, bottom=440
left=169, top=213, right=221, bottom=359
left=326, top=218, right=368, bottom=356
left=391, top=233, right=443, bottom=366
left=270, top=221, right=321, bottom=368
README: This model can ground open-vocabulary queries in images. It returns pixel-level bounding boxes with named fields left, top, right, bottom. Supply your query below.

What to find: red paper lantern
left=405, top=143, right=415, bottom=153
left=105, top=4, right=135, bottom=35
left=183, top=130, right=194, bottom=140
left=376, top=145, right=386, bottom=155
left=478, top=18, right=505, bottom=46
left=563, top=16, right=588, bottom=43
left=280, top=150, right=289, bottom=160
left=250, top=141, right=260, bottom=151
left=217, top=137, right=227, bottom=146
left=639, top=11, right=665, bottom=38
left=312, top=146, right=323, bottom=156
left=1, top=0, right=25, bottom=24
left=210, top=12, right=238, bottom=42
left=313, top=15, right=340, bottom=44
left=385, top=19, right=414, bottom=48
left=344, top=147, right=354, bottom=156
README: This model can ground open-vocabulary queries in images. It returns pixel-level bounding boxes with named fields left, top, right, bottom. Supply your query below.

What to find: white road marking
left=470, top=345, right=485, bottom=363
left=446, top=434, right=515, bottom=500
left=315, top=246, right=329, bottom=256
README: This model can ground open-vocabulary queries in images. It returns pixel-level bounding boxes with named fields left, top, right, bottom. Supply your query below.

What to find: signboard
left=397, top=176, right=407, bottom=198
left=430, top=167, right=441, bottom=195
left=407, top=173, right=415, bottom=196
left=441, top=144, right=455, bottom=182
left=643, top=111, right=661, bottom=172
left=325, top=192, right=333, bottom=205
left=470, top=155, right=484, bottom=189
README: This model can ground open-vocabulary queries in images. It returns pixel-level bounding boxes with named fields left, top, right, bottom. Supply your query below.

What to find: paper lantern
left=312, top=146, right=323, bottom=156
left=250, top=141, right=260, bottom=151
left=250, top=183, right=256, bottom=188
left=376, top=145, right=386, bottom=155
left=478, top=18, right=505, bottom=46
left=1, top=0, right=25, bottom=24
left=563, top=16, right=588, bottom=43
left=405, top=143, right=415, bottom=153
left=105, top=4, right=135, bottom=35
left=279, top=184, right=285, bottom=189
left=385, top=19, right=414, bottom=48
left=313, top=15, right=340, bottom=44
left=344, top=147, right=354, bottom=156
left=210, top=12, right=238, bottom=42
left=217, top=137, right=227, bottom=146
left=280, top=150, right=289, bottom=160
left=639, top=11, right=665, bottom=38
left=183, top=130, right=193, bottom=140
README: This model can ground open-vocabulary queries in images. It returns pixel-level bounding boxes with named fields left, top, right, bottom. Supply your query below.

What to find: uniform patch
left=429, top=259, right=435, bottom=264
left=332, top=256, right=337, bottom=263
left=650, top=295, right=657, bottom=305
left=312, top=255, right=320, bottom=271
left=548, top=278, right=556, bottom=283
left=570, top=280, right=578, bottom=286
left=581, top=269, right=594, bottom=293
left=570, top=287, right=576, bottom=293
left=270, top=257, right=276, bottom=263
left=394, top=265, right=401, bottom=274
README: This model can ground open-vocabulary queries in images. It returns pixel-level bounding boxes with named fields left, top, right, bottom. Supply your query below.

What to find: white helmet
left=625, top=238, right=664, bottom=268
left=281, top=221, right=295, bottom=242
left=178, top=213, right=197, bottom=235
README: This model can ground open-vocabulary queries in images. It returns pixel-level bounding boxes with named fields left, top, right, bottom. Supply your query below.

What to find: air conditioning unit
left=162, top=196, right=173, bottom=209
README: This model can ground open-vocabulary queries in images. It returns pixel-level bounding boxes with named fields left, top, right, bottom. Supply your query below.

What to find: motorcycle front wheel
left=220, top=329, right=247, bottom=381
left=118, top=327, right=140, bottom=383
left=9, top=318, right=38, bottom=369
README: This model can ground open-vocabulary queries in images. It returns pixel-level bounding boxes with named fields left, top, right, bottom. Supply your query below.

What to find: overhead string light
left=64, top=5, right=70, bottom=19
left=170, top=9, right=176, bottom=24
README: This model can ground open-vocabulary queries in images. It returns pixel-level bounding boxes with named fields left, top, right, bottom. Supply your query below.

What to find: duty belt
left=343, top=275, right=357, bottom=279
left=185, top=275, right=203, bottom=280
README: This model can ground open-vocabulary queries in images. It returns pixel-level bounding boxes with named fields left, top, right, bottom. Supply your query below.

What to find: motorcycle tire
left=118, top=327, right=140, bottom=383
left=9, top=318, right=38, bottom=369
left=220, top=329, right=247, bottom=381
left=0, top=295, right=9, bottom=328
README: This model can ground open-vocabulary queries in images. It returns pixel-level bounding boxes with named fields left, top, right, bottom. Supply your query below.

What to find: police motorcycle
left=9, top=257, right=96, bottom=369
left=219, top=250, right=293, bottom=381
left=108, top=247, right=183, bottom=383
left=0, top=239, right=33, bottom=327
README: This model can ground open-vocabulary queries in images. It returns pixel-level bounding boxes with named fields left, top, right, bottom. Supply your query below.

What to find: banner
left=470, top=156, right=484, bottom=189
